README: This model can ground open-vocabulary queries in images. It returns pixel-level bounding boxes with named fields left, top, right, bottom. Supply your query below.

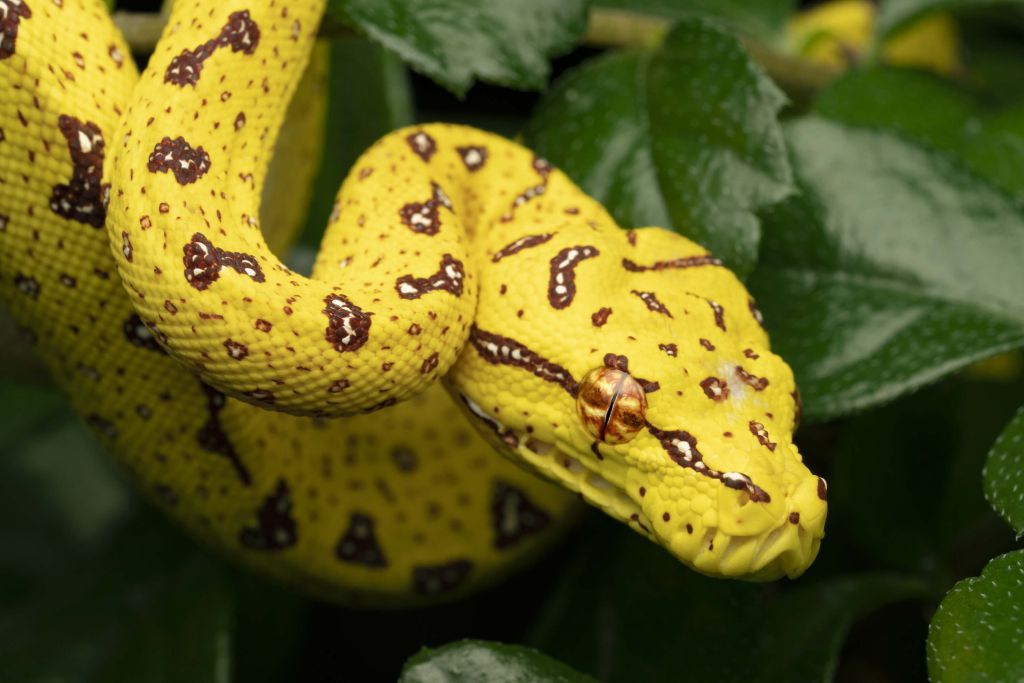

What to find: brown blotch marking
left=224, top=338, right=248, bottom=360
left=14, top=273, right=39, bottom=298
left=398, top=182, right=451, bottom=235
left=328, top=379, right=349, bottom=393
left=622, top=254, right=722, bottom=272
left=395, top=253, right=464, bottom=299
left=0, top=0, right=30, bottom=60
left=549, top=245, right=599, bottom=309
left=183, top=232, right=264, bottom=290
left=165, top=10, right=260, bottom=86
left=699, top=338, right=715, bottom=351
left=49, top=115, right=108, bottom=227
left=254, top=319, right=272, bottom=332
left=708, top=300, right=726, bottom=331
left=748, top=420, right=776, bottom=451
left=647, top=424, right=770, bottom=503
left=122, top=314, right=167, bottom=354
left=469, top=326, right=576, bottom=396
left=421, top=352, right=439, bottom=374
left=631, top=290, right=672, bottom=318
left=789, top=512, right=800, bottom=525
left=239, top=478, right=297, bottom=550
left=700, top=377, right=729, bottom=401
left=334, top=512, right=387, bottom=567
left=412, top=559, right=473, bottom=596
left=120, top=231, right=133, bottom=262
left=108, top=43, right=124, bottom=67
left=492, top=480, right=551, bottom=549
left=148, top=136, right=211, bottom=185
left=591, top=307, right=612, bottom=327
left=0, top=214, right=8, bottom=232
left=659, top=343, right=677, bottom=357
left=406, top=130, right=437, bottom=162
left=749, top=298, right=765, bottom=328
left=491, top=232, right=552, bottom=262
left=391, top=446, right=417, bottom=472
left=456, top=145, right=487, bottom=171
left=817, top=477, right=828, bottom=501
left=323, top=293, right=371, bottom=353
left=197, top=383, right=251, bottom=485
left=735, top=366, right=768, bottom=391
left=792, top=389, right=803, bottom=430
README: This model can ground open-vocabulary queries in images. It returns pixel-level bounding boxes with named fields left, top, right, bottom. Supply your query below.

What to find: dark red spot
left=0, top=0, right=31, bottom=60
left=323, top=294, right=371, bottom=353
left=165, top=10, right=260, bottom=86
left=239, top=479, right=296, bottom=550
left=492, top=232, right=553, bottom=262
left=49, top=115, right=108, bottom=227
left=395, top=253, right=464, bottom=299
left=148, top=136, right=211, bottom=185
left=406, top=130, right=437, bottom=161
left=549, top=245, right=599, bottom=309
left=591, top=307, right=612, bottom=327
left=700, top=377, right=729, bottom=401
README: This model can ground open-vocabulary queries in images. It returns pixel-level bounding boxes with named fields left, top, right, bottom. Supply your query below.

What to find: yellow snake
left=0, top=0, right=827, bottom=604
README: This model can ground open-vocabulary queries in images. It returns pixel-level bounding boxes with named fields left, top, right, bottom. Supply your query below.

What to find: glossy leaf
left=326, top=0, right=587, bottom=96
left=524, top=19, right=793, bottom=276
left=927, top=550, right=1024, bottom=682
left=400, top=640, right=596, bottom=683
left=748, top=117, right=1024, bottom=419
left=594, top=0, right=797, bottom=41
left=984, top=405, right=1024, bottom=535
left=816, top=67, right=1024, bottom=201
left=528, top=516, right=929, bottom=682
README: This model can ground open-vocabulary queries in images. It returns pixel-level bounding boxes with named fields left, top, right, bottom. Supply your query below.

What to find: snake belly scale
left=0, top=0, right=827, bottom=604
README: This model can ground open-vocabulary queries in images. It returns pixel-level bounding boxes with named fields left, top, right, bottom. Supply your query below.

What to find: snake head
left=453, top=213, right=827, bottom=581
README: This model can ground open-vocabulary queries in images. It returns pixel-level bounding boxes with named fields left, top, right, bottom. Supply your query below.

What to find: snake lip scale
left=0, top=0, right=827, bottom=604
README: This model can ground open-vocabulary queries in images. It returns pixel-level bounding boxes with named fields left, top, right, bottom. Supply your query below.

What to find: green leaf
left=927, top=550, right=1024, bottom=682
left=595, top=0, right=797, bottom=42
left=326, top=0, right=588, bottom=96
left=0, top=380, right=235, bottom=683
left=816, top=67, right=1024, bottom=201
left=984, top=405, right=1024, bottom=535
left=748, top=117, right=1024, bottom=419
left=830, top=378, right=1021, bottom=570
left=528, top=516, right=929, bottom=682
left=524, top=18, right=793, bottom=276
left=296, top=38, right=414, bottom=251
left=878, top=0, right=1024, bottom=37
left=400, top=640, right=596, bottom=683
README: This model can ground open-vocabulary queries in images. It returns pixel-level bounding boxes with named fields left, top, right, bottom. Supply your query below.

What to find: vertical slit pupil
left=600, top=372, right=628, bottom=441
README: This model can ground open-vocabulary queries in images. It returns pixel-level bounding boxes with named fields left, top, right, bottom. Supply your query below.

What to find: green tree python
left=0, top=0, right=827, bottom=604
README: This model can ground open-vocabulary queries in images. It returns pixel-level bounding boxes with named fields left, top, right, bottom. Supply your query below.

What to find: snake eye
left=576, top=367, right=647, bottom=444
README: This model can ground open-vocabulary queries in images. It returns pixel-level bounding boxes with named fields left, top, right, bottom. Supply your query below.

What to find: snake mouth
left=457, top=395, right=822, bottom=579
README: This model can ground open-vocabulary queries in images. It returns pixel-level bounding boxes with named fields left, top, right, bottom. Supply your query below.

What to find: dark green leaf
left=748, top=117, right=1024, bottom=419
left=878, top=0, right=1024, bottom=37
left=816, top=67, right=1024, bottom=201
left=984, top=405, right=1024, bottom=535
left=524, top=18, right=793, bottom=276
left=0, top=380, right=234, bottom=683
left=595, top=0, right=796, bottom=41
left=829, top=378, right=1021, bottom=570
left=400, top=640, right=596, bottom=683
left=326, top=0, right=587, bottom=96
left=927, top=550, right=1024, bottom=682
left=528, top=516, right=929, bottom=682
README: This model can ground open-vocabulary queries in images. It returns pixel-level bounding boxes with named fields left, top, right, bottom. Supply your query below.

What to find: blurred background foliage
left=3, top=0, right=1024, bottom=680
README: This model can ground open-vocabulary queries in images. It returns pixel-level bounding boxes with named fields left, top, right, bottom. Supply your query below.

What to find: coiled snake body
left=0, top=0, right=827, bottom=603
